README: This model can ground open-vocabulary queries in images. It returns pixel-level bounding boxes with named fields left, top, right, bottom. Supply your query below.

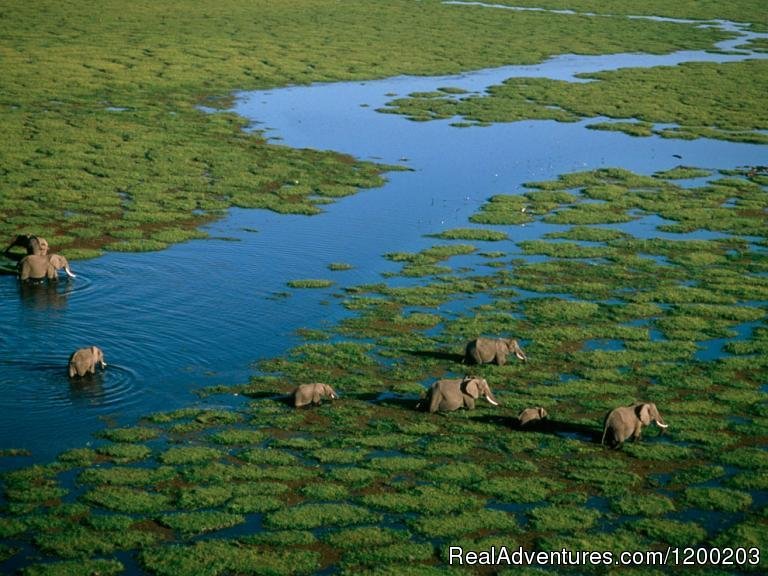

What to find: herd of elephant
left=3, top=234, right=76, bottom=282
left=5, top=234, right=105, bottom=379
left=291, top=337, right=669, bottom=449
left=6, top=234, right=668, bottom=449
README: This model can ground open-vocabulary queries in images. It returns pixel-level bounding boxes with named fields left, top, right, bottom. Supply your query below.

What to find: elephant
left=517, top=406, right=548, bottom=426
left=4, top=234, right=48, bottom=257
left=419, top=375, right=499, bottom=413
left=464, top=337, right=527, bottom=365
left=18, top=254, right=75, bottom=282
left=602, top=402, right=668, bottom=448
left=18, top=254, right=55, bottom=282
left=48, top=254, right=76, bottom=279
left=68, top=346, right=107, bottom=378
left=292, top=383, right=338, bottom=407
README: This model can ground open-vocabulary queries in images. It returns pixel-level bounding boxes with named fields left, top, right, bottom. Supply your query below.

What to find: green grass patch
left=410, top=509, right=518, bottom=538
left=139, top=540, right=319, bottom=576
left=159, top=446, right=225, bottom=465
left=159, top=511, right=245, bottom=536
left=287, top=279, right=335, bottom=289
left=428, top=228, right=509, bottom=241
left=684, top=487, right=753, bottom=512
left=266, top=503, right=380, bottom=530
left=82, top=486, right=172, bottom=514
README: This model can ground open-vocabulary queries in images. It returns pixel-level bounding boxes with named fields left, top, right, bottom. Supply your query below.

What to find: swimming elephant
left=68, top=346, right=107, bottom=378
left=292, top=383, right=338, bottom=407
left=517, top=406, right=548, bottom=426
left=464, top=337, right=527, bottom=365
left=602, top=402, right=668, bottom=448
left=420, top=376, right=499, bottom=413
left=4, top=234, right=48, bottom=257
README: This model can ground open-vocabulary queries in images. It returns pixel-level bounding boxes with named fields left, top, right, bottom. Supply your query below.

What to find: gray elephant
left=602, top=402, right=668, bottom=448
left=518, top=406, right=548, bottom=426
left=292, top=383, right=338, bottom=407
left=464, top=337, right=527, bottom=365
left=68, top=346, right=107, bottom=378
left=420, top=375, right=499, bottom=413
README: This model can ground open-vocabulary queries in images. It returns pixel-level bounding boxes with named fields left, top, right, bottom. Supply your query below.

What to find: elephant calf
left=68, top=346, right=107, bottom=378
left=464, top=337, right=527, bottom=366
left=420, top=376, right=499, bottom=413
left=292, top=383, right=338, bottom=408
left=517, top=406, right=548, bottom=427
left=602, top=402, right=668, bottom=448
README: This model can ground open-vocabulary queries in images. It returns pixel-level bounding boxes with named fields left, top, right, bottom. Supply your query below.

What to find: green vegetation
left=2, top=0, right=737, bottom=258
left=428, top=228, right=509, bottom=241
left=382, top=60, right=768, bottom=144
left=287, top=279, right=335, bottom=289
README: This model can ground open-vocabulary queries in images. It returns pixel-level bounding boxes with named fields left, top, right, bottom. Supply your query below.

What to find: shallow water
left=1, top=17, right=766, bottom=469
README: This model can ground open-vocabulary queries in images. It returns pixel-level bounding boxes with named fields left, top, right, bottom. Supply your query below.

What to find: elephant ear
left=312, top=384, right=323, bottom=404
left=636, top=403, right=652, bottom=425
left=463, top=377, right=480, bottom=399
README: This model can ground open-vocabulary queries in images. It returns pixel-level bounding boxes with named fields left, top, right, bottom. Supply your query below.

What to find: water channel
left=1, top=10, right=765, bottom=469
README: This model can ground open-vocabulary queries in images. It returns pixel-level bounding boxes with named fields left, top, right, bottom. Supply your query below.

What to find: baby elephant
left=517, top=406, right=548, bottom=427
left=602, top=402, right=668, bottom=448
left=464, top=337, right=527, bottom=366
left=421, top=376, right=499, bottom=413
left=292, top=383, right=338, bottom=408
left=68, top=346, right=107, bottom=378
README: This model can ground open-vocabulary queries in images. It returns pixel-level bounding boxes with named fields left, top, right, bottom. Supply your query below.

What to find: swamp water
left=1, top=14, right=766, bottom=467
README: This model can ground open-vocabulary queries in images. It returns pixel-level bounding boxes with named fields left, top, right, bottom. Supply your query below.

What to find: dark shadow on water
left=473, top=414, right=601, bottom=443
left=401, top=349, right=465, bottom=363
left=68, top=372, right=106, bottom=404
left=373, top=393, right=423, bottom=411
left=18, top=280, right=73, bottom=310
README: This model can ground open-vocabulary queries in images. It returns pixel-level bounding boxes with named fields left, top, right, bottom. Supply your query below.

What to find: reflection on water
left=17, top=280, right=73, bottom=311
left=2, top=14, right=767, bottom=468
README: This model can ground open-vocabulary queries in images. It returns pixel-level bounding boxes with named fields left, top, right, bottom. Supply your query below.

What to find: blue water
left=2, top=16, right=767, bottom=468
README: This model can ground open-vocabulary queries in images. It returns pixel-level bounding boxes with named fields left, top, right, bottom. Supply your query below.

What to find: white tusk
left=486, top=396, right=499, bottom=406
left=655, top=421, right=668, bottom=428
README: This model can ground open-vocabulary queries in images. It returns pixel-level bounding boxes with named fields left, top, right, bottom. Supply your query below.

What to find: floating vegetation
left=382, top=61, right=768, bottom=144
left=287, top=279, right=335, bottom=289
left=328, top=262, right=354, bottom=271
left=428, top=228, right=509, bottom=241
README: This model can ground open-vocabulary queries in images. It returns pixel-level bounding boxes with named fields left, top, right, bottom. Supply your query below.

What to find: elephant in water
left=48, top=254, right=76, bottom=279
left=292, top=383, right=338, bottom=407
left=602, top=402, right=668, bottom=448
left=420, top=376, right=499, bottom=413
left=18, top=254, right=75, bottom=282
left=517, top=406, right=548, bottom=427
left=464, top=337, right=527, bottom=365
left=68, top=346, right=107, bottom=378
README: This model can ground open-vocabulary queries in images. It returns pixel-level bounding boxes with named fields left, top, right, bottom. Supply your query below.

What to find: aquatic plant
left=287, top=279, right=335, bottom=289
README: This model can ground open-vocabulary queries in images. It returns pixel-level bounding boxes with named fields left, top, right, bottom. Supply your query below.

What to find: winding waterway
left=1, top=12, right=766, bottom=469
